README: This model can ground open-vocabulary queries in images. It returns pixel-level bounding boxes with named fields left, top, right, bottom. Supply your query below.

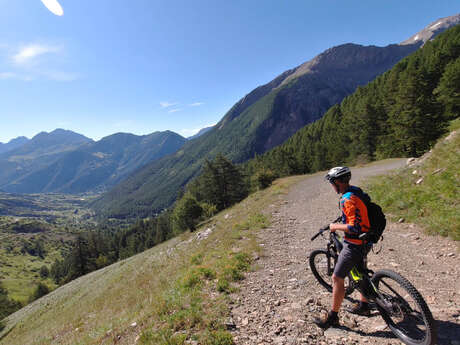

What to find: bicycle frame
left=323, top=229, right=380, bottom=300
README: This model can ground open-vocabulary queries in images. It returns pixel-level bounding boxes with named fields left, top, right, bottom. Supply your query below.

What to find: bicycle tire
left=372, top=269, right=436, bottom=345
left=309, top=249, right=354, bottom=295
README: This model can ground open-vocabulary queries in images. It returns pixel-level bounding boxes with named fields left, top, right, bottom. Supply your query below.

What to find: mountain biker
left=314, top=166, right=372, bottom=329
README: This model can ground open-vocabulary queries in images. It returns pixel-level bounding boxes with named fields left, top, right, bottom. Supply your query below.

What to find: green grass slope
left=365, top=119, right=460, bottom=240
left=0, top=175, right=303, bottom=345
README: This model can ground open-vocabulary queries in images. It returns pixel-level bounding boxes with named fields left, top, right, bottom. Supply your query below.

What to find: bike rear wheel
left=309, top=249, right=354, bottom=295
left=372, top=269, right=436, bottom=345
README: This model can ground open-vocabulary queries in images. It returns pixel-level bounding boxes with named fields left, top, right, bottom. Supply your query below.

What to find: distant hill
left=93, top=14, right=460, bottom=219
left=0, top=137, right=29, bottom=154
left=0, top=129, right=93, bottom=191
left=0, top=130, right=186, bottom=194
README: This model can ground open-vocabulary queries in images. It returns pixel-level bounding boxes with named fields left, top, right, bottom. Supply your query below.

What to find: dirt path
left=230, top=160, right=460, bottom=345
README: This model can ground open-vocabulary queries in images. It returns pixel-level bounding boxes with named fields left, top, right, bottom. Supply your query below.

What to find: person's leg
left=314, top=246, right=352, bottom=329
left=332, top=274, right=345, bottom=312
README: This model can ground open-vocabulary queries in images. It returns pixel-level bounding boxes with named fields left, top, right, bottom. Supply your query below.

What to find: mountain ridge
left=0, top=130, right=186, bottom=194
left=0, top=137, right=29, bottom=155
left=94, top=15, right=460, bottom=219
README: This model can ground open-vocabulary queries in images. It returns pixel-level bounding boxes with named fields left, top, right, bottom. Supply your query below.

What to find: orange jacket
left=340, top=186, right=370, bottom=245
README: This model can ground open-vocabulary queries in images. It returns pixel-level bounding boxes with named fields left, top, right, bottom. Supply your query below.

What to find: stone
left=225, top=318, right=236, bottom=330
left=291, top=302, right=302, bottom=309
left=131, top=322, right=137, bottom=327
left=324, top=327, right=347, bottom=338
left=374, top=324, right=387, bottom=331
left=242, top=317, right=249, bottom=326
left=407, top=157, right=416, bottom=164
left=398, top=218, right=405, bottom=223
left=416, top=177, right=424, bottom=185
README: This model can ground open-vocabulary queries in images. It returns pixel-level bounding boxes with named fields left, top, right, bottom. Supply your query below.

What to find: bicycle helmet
left=325, top=166, right=351, bottom=183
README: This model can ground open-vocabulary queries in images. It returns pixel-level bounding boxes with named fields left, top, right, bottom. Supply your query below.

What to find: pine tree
left=434, top=57, right=460, bottom=120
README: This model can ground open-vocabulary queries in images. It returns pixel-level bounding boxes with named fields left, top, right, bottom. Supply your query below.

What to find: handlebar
left=310, top=216, right=342, bottom=241
left=311, top=225, right=329, bottom=241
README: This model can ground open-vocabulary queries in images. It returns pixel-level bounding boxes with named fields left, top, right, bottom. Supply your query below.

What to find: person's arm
left=329, top=223, right=349, bottom=232
left=330, top=198, right=359, bottom=235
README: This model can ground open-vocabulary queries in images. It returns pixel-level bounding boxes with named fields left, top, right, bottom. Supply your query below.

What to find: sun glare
left=40, top=0, right=64, bottom=16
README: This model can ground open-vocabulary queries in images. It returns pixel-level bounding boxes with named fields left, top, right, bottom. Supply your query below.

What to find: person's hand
left=329, top=223, right=337, bottom=232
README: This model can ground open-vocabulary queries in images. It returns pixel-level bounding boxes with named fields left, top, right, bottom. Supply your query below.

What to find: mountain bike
left=309, top=223, right=437, bottom=345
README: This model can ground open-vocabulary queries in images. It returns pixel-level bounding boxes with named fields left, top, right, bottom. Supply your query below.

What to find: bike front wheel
left=372, top=269, right=436, bottom=345
left=309, top=249, right=354, bottom=295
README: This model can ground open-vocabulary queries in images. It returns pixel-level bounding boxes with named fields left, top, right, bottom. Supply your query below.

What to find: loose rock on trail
left=230, top=160, right=460, bottom=345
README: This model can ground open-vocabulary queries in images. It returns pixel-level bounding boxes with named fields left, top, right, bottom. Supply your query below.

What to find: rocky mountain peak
left=400, top=13, right=460, bottom=46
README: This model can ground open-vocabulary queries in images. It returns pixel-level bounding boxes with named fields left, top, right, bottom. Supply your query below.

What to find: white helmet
left=325, top=166, right=351, bottom=183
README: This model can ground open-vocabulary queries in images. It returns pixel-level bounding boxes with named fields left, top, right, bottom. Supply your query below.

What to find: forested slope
left=244, top=25, right=460, bottom=178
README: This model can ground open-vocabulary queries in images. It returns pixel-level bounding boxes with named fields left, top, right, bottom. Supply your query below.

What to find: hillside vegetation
left=365, top=119, right=460, bottom=240
left=0, top=175, right=302, bottom=345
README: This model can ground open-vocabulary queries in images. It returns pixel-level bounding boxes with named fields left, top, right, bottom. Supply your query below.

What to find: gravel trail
left=230, top=159, right=460, bottom=345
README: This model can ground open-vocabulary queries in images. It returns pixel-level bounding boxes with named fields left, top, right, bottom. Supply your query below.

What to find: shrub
left=172, top=193, right=203, bottom=233
left=216, top=279, right=230, bottom=293
left=251, top=168, right=276, bottom=191
left=39, top=265, right=49, bottom=278
left=28, top=282, right=50, bottom=303
left=190, top=253, right=203, bottom=265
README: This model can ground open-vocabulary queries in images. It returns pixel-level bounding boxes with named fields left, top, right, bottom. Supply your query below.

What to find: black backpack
left=365, top=202, right=386, bottom=243
left=349, top=187, right=386, bottom=243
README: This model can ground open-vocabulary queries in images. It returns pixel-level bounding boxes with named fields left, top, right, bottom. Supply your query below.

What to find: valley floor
left=230, top=159, right=460, bottom=345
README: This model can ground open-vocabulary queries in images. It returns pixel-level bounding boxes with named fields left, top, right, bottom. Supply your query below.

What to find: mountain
left=94, top=15, right=460, bottom=219
left=187, top=126, right=215, bottom=140
left=0, top=129, right=93, bottom=190
left=243, top=24, right=460, bottom=182
left=400, top=13, right=460, bottom=45
left=0, top=131, right=186, bottom=194
left=0, top=136, right=29, bottom=154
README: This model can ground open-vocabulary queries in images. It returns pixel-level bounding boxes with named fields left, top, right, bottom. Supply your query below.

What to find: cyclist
left=314, top=166, right=372, bottom=329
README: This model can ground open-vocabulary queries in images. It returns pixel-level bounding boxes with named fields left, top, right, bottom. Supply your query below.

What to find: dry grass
left=0, top=175, right=302, bottom=345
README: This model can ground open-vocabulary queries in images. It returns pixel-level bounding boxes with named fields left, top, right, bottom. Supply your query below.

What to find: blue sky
left=0, top=0, right=458, bottom=142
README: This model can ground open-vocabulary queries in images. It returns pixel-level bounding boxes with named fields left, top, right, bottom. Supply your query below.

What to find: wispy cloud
left=189, top=102, right=204, bottom=107
left=168, top=108, right=182, bottom=113
left=0, top=72, right=17, bottom=80
left=12, top=43, right=61, bottom=66
left=0, top=42, right=77, bottom=82
left=160, top=101, right=178, bottom=108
